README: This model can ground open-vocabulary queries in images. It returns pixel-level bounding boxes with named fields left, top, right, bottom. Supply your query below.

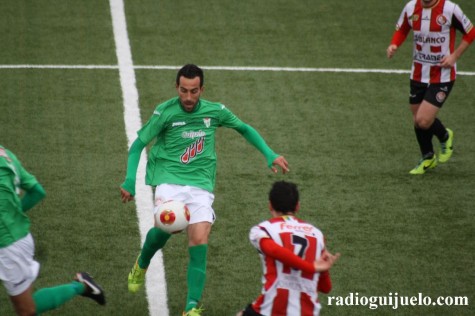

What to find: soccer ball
left=154, top=200, right=190, bottom=234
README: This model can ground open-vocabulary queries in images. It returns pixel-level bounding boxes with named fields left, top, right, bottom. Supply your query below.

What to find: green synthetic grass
left=1, top=1, right=474, bottom=315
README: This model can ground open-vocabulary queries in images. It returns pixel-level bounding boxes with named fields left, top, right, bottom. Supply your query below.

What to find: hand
left=387, top=44, right=398, bottom=59
left=438, top=54, right=457, bottom=68
left=313, top=250, right=340, bottom=272
left=271, top=156, right=290, bottom=174
left=120, top=187, right=134, bottom=203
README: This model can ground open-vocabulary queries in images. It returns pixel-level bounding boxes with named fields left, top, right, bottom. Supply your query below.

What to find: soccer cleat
left=128, top=256, right=147, bottom=293
left=409, top=155, right=438, bottom=175
left=438, top=128, right=454, bottom=163
left=182, top=306, right=205, bottom=316
left=75, top=272, right=106, bottom=305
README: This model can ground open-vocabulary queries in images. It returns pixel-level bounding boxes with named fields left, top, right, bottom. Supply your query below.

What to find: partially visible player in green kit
left=120, top=64, right=289, bottom=316
left=0, top=145, right=105, bottom=316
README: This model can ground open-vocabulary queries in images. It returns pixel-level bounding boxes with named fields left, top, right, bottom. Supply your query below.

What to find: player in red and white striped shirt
left=387, top=0, right=475, bottom=174
left=237, top=181, right=340, bottom=316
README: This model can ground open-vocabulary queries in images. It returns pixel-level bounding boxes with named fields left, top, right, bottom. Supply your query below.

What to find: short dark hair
left=176, top=64, right=204, bottom=87
left=269, top=181, right=299, bottom=213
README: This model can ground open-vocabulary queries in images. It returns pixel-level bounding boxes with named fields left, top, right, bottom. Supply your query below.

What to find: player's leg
left=11, top=274, right=105, bottom=315
left=128, top=226, right=172, bottom=293
left=424, top=81, right=455, bottom=163
left=183, top=188, right=215, bottom=315
left=409, top=101, right=439, bottom=174
left=128, top=184, right=178, bottom=293
left=9, top=286, right=36, bottom=316
left=1, top=234, right=40, bottom=315
left=184, top=221, right=211, bottom=314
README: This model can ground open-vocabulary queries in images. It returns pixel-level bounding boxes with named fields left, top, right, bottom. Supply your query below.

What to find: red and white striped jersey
left=249, top=215, right=325, bottom=316
left=391, top=0, right=475, bottom=83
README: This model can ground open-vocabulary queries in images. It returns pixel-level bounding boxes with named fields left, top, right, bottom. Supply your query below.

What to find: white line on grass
left=1, top=64, right=475, bottom=76
left=109, top=1, right=168, bottom=316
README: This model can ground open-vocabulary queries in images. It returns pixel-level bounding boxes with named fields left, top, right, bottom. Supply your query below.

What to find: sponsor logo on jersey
left=414, top=34, right=446, bottom=44
left=414, top=52, right=443, bottom=63
left=182, top=130, right=206, bottom=139
left=279, top=222, right=314, bottom=233
left=436, top=15, right=448, bottom=26
left=436, top=91, right=446, bottom=103
left=203, top=118, right=211, bottom=128
left=181, top=137, right=204, bottom=164
left=172, top=121, right=186, bottom=127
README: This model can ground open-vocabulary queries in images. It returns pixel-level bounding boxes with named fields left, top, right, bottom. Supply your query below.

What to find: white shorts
left=154, top=184, right=216, bottom=225
left=0, top=234, right=40, bottom=296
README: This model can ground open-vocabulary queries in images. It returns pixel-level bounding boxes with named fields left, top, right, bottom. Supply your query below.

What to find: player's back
left=252, top=215, right=325, bottom=316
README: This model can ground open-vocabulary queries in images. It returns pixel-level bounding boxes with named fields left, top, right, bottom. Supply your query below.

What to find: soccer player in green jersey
left=0, top=145, right=105, bottom=315
left=121, top=64, right=289, bottom=316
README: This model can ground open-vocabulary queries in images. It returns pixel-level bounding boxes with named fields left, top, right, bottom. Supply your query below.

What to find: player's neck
left=421, top=0, right=438, bottom=9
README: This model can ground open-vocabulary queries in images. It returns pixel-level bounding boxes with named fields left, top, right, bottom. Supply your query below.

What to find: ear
left=295, top=201, right=300, bottom=213
left=268, top=201, right=273, bottom=212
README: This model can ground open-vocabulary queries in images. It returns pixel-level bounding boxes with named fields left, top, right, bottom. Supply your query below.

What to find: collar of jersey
left=179, top=99, right=201, bottom=113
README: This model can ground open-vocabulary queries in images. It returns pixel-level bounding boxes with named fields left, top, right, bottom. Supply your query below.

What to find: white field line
left=109, top=1, right=168, bottom=316
left=1, top=64, right=475, bottom=76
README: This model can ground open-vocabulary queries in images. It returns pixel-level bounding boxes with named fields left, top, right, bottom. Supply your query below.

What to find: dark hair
left=176, top=64, right=204, bottom=87
left=269, top=181, right=299, bottom=213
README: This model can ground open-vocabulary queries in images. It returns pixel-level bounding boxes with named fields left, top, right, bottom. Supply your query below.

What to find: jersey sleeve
left=137, top=106, right=167, bottom=144
left=249, top=224, right=270, bottom=249
left=217, top=104, right=245, bottom=129
left=452, top=4, right=475, bottom=44
left=317, top=270, right=332, bottom=293
left=259, top=238, right=317, bottom=274
left=5, top=148, right=38, bottom=191
left=390, top=5, right=412, bottom=47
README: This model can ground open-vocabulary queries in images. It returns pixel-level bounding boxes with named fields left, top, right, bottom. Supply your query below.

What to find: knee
left=414, top=117, right=432, bottom=130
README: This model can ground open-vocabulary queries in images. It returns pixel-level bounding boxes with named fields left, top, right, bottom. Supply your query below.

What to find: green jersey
left=136, top=97, right=277, bottom=192
left=0, top=146, right=38, bottom=248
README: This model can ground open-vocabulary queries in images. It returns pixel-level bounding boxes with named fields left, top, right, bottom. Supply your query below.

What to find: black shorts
left=409, top=80, right=454, bottom=108
left=241, top=304, right=264, bottom=316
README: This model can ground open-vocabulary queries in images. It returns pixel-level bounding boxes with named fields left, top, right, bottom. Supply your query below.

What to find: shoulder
left=153, top=97, right=180, bottom=114
left=200, top=99, right=228, bottom=111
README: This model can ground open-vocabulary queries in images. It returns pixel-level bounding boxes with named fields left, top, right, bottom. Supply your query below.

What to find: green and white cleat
left=183, top=306, right=205, bottom=316
left=128, top=256, right=147, bottom=293
left=439, top=128, right=454, bottom=163
left=409, top=155, right=438, bottom=175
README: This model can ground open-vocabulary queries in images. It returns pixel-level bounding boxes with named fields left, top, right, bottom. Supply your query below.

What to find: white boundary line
left=1, top=64, right=475, bottom=76
left=109, top=1, right=168, bottom=316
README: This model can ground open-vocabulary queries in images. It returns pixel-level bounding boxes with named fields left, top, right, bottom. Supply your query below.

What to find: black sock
left=414, top=126, right=434, bottom=158
left=430, top=118, right=448, bottom=143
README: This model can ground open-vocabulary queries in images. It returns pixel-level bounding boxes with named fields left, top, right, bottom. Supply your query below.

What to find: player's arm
left=21, top=183, right=46, bottom=212
left=317, top=270, right=332, bottom=293
left=259, top=238, right=337, bottom=273
left=120, top=137, right=146, bottom=202
left=439, top=9, right=475, bottom=68
left=8, top=151, right=47, bottom=212
left=235, top=124, right=289, bottom=173
left=387, top=10, right=411, bottom=59
left=316, top=249, right=335, bottom=293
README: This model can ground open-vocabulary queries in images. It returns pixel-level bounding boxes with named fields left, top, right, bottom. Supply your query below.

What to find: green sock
left=33, top=281, right=85, bottom=314
left=138, top=227, right=171, bottom=268
left=185, top=244, right=208, bottom=312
